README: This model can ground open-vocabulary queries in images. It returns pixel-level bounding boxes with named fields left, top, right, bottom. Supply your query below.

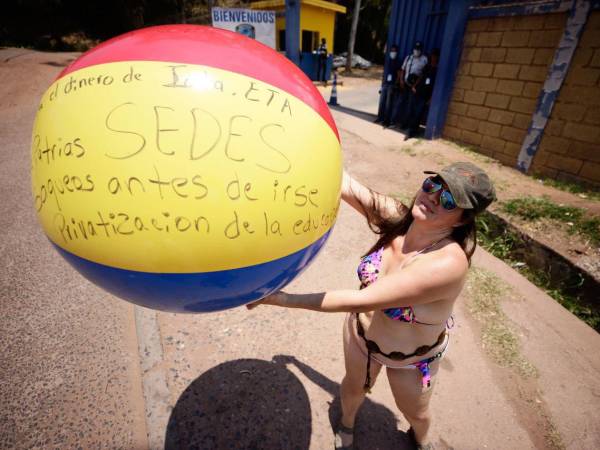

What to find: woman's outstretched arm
left=248, top=250, right=467, bottom=312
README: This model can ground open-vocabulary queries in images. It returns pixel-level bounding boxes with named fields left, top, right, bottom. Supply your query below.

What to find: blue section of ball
left=52, top=231, right=331, bottom=313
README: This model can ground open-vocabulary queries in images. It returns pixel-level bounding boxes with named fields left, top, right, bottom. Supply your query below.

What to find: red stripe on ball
left=57, top=25, right=339, bottom=141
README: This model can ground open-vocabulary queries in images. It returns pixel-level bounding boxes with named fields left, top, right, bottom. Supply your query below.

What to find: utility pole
left=346, top=0, right=362, bottom=73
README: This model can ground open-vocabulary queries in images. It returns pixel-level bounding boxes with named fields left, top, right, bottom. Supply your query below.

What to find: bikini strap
left=357, top=313, right=373, bottom=393
left=364, top=348, right=372, bottom=394
left=400, top=237, right=446, bottom=270
left=414, top=237, right=446, bottom=256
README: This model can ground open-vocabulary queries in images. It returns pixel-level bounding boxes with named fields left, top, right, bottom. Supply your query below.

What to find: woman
left=248, top=162, right=496, bottom=449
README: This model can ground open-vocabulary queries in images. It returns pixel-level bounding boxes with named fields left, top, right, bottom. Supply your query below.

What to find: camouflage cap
left=424, top=162, right=496, bottom=213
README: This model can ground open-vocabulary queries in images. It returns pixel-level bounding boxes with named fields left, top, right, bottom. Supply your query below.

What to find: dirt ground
left=1, top=48, right=600, bottom=450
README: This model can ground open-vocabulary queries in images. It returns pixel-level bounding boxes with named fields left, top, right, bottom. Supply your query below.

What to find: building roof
left=251, top=0, right=347, bottom=14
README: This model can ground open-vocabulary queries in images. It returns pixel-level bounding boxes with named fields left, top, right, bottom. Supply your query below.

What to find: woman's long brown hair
left=359, top=193, right=478, bottom=265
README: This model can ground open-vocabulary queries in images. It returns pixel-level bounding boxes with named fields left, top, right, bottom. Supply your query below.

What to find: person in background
left=388, top=41, right=428, bottom=128
left=401, top=48, right=440, bottom=140
left=317, top=38, right=328, bottom=82
left=375, top=45, right=402, bottom=126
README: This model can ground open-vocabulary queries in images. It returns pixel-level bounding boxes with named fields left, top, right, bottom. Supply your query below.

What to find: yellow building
left=251, top=0, right=346, bottom=53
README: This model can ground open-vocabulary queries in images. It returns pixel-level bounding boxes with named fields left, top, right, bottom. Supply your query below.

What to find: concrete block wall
left=444, top=13, right=565, bottom=167
left=531, top=12, right=600, bottom=185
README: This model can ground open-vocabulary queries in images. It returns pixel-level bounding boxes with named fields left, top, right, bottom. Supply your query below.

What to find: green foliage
left=518, top=266, right=599, bottom=330
left=476, top=210, right=600, bottom=331
left=502, top=196, right=580, bottom=221
left=533, top=174, right=600, bottom=201
left=501, top=196, right=600, bottom=246
left=2, top=0, right=209, bottom=50
left=476, top=213, right=519, bottom=259
left=334, top=0, right=392, bottom=62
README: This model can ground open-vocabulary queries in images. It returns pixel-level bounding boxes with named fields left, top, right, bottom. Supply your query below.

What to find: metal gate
left=384, top=0, right=474, bottom=139
left=387, top=0, right=449, bottom=59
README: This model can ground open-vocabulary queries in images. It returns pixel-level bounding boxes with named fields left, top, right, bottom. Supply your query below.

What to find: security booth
left=251, top=0, right=346, bottom=81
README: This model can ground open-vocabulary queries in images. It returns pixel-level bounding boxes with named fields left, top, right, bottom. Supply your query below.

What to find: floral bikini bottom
left=353, top=313, right=448, bottom=392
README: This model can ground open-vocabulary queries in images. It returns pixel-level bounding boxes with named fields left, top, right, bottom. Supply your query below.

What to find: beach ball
left=31, top=25, right=341, bottom=313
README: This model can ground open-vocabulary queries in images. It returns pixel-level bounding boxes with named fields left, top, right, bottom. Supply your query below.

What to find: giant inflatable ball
left=31, top=25, right=342, bottom=313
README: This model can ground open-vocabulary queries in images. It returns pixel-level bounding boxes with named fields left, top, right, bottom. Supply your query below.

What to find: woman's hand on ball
left=246, top=291, right=288, bottom=309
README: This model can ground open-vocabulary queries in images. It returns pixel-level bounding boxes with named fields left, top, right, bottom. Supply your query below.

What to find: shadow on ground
left=166, top=356, right=414, bottom=449
left=330, top=105, right=426, bottom=140
left=330, top=104, right=378, bottom=123
left=41, top=58, right=74, bottom=67
left=165, top=358, right=312, bottom=450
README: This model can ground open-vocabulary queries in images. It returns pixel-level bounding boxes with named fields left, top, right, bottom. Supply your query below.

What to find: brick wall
left=444, top=13, right=565, bottom=167
left=444, top=12, right=600, bottom=186
left=531, top=12, right=600, bottom=185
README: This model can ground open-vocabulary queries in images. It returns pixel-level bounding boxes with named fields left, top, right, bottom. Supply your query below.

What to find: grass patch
left=518, top=266, right=599, bottom=330
left=468, top=265, right=565, bottom=449
left=501, top=196, right=600, bottom=246
left=476, top=214, right=521, bottom=260
left=533, top=174, right=600, bottom=201
left=544, top=421, right=565, bottom=450
left=465, top=267, right=537, bottom=378
left=476, top=212, right=600, bottom=331
left=399, top=145, right=417, bottom=157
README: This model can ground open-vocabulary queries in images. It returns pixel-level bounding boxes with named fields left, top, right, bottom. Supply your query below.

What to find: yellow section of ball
left=31, top=61, right=342, bottom=273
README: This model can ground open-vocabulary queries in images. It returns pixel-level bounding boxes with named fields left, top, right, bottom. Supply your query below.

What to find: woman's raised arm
left=342, top=170, right=407, bottom=222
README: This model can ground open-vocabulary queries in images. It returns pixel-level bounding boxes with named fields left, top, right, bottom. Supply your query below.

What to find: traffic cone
left=328, top=71, right=338, bottom=106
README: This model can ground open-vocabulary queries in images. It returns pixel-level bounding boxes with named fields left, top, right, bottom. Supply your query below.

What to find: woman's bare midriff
left=355, top=236, right=464, bottom=365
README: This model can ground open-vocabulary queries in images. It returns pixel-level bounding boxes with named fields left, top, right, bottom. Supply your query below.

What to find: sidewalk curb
left=134, top=306, right=172, bottom=450
left=482, top=209, right=599, bottom=309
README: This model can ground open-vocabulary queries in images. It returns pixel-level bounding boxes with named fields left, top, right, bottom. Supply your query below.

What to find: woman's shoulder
left=421, top=239, right=469, bottom=277
left=392, top=237, right=468, bottom=276
left=438, top=240, right=469, bottom=273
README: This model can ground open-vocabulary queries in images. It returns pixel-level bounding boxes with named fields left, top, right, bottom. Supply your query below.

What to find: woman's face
left=412, top=177, right=465, bottom=228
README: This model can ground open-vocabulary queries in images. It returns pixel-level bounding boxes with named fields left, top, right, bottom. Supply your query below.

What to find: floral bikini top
left=357, top=241, right=444, bottom=325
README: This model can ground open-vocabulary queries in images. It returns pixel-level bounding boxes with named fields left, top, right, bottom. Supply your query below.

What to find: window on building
left=301, top=30, right=319, bottom=52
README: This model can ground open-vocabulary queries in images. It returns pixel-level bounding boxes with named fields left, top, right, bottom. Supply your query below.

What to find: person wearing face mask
left=400, top=48, right=440, bottom=139
left=388, top=42, right=428, bottom=129
left=375, top=44, right=402, bottom=126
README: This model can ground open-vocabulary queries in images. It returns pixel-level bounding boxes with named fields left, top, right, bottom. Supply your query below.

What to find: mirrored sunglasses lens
left=441, top=190, right=457, bottom=210
left=422, top=177, right=441, bottom=193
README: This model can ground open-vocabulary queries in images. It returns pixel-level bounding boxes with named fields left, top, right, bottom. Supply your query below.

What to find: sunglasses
left=422, top=177, right=458, bottom=211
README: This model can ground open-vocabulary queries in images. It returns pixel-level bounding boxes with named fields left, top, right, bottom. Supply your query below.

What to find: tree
left=123, top=0, right=146, bottom=29
left=345, top=0, right=362, bottom=72
left=335, top=0, right=391, bottom=65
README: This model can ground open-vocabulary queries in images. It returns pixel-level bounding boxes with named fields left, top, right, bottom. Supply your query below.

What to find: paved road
left=2, top=49, right=600, bottom=450
left=0, top=49, right=147, bottom=449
